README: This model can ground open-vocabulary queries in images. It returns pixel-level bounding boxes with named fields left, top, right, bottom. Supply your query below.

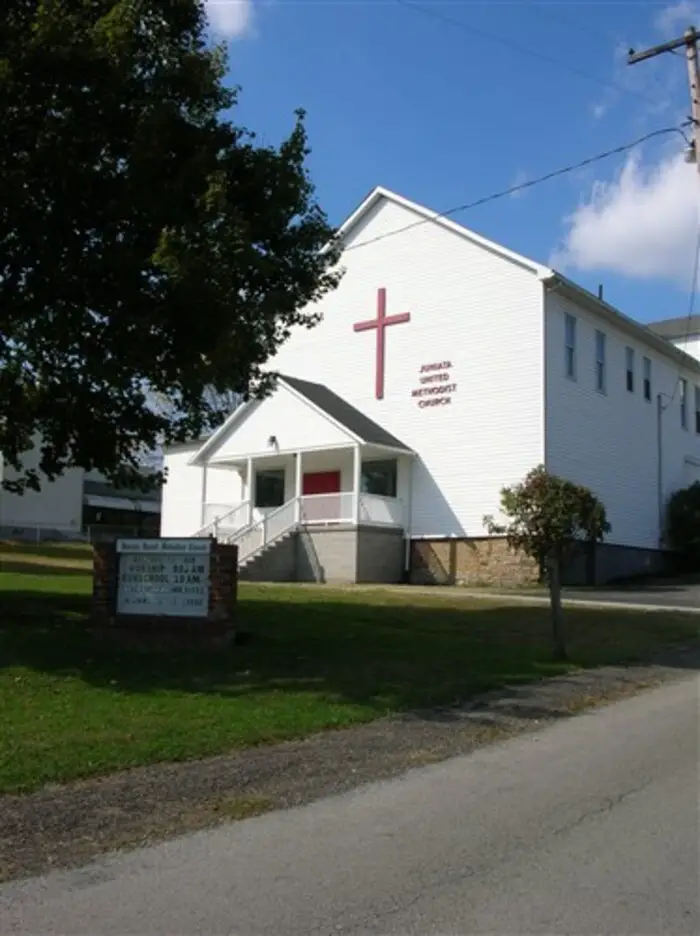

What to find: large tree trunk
left=547, top=553, right=567, bottom=661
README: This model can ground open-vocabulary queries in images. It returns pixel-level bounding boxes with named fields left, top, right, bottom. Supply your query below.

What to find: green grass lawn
left=1, top=545, right=697, bottom=794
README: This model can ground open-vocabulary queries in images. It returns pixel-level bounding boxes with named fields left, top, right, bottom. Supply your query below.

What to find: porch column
left=353, top=444, right=361, bottom=524
left=200, top=464, right=208, bottom=527
left=246, top=456, right=255, bottom=524
left=294, top=451, right=303, bottom=522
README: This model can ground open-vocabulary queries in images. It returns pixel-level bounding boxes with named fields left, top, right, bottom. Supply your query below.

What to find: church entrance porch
left=168, top=372, right=415, bottom=582
left=199, top=444, right=410, bottom=580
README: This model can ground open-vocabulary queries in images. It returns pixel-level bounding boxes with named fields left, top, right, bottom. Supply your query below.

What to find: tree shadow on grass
left=0, top=560, right=92, bottom=577
left=2, top=588, right=699, bottom=723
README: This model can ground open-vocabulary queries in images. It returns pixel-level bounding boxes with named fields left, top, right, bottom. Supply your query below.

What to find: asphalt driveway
left=563, top=580, right=700, bottom=610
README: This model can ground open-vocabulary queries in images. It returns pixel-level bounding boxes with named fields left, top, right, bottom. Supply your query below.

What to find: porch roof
left=278, top=375, right=411, bottom=452
left=190, top=375, right=412, bottom=465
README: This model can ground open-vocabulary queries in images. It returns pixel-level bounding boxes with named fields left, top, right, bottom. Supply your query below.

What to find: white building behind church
left=161, top=186, right=700, bottom=586
left=0, top=450, right=161, bottom=542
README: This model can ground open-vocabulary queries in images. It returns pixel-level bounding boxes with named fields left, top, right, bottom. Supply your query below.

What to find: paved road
left=563, top=582, right=700, bottom=609
left=2, top=677, right=698, bottom=935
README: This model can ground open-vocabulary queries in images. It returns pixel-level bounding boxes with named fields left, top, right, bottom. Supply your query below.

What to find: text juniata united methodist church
left=160, top=186, right=700, bottom=586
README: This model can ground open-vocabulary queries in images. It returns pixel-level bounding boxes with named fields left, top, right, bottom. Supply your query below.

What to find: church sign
left=92, top=537, right=238, bottom=648
left=412, top=361, right=458, bottom=408
left=116, top=538, right=211, bottom=618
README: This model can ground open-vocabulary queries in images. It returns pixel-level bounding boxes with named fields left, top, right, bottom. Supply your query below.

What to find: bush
left=665, top=482, right=700, bottom=568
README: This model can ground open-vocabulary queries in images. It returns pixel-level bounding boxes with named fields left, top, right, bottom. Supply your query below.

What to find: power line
left=345, top=126, right=687, bottom=252
left=394, top=0, right=668, bottom=109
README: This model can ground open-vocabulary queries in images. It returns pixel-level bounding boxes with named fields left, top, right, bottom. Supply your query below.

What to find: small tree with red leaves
left=484, top=465, right=610, bottom=660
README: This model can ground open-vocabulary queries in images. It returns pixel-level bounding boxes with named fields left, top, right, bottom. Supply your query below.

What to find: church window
left=595, top=330, right=606, bottom=393
left=564, top=314, right=576, bottom=380
left=361, top=459, right=397, bottom=498
left=625, top=346, right=635, bottom=393
left=255, top=469, right=285, bottom=508
left=643, top=357, right=652, bottom=402
left=680, top=379, right=688, bottom=430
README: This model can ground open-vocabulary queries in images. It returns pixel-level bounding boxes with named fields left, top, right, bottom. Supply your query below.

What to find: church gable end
left=200, top=384, right=354, bottom=462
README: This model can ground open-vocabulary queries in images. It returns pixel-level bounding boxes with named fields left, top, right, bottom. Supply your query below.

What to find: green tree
left=665, top=482, right=700, bottom=569
left=484, top=465, right=610, bottom=660
left=0, top=0, right=341, bottom=493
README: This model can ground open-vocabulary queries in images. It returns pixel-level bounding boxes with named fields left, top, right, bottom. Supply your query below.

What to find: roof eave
left=364, top=441, right=415, bottom=456
left=277, top=377, right=364, bottom=446
left=334, top=185, right=550, bottom=276
left=188, top=400, right=255, bottom=465
left=545, top=272, right=700, bottom=375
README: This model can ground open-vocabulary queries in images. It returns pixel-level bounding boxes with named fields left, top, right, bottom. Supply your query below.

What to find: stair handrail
left=195, top=499, right=251, bottom=539
left=227, top=496, right=299, bottom=561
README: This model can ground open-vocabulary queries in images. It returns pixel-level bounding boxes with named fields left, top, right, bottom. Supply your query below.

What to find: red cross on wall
left=353, top=288, right=410, bottom=400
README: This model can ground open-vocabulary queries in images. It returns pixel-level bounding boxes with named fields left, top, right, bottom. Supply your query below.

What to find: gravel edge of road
left=1, top=642, right=699, bottom=884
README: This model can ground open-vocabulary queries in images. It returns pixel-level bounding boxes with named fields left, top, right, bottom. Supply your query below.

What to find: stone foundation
left=409, top=537, right=671, bottom=588
left=410, top=537, right=539, bottom=587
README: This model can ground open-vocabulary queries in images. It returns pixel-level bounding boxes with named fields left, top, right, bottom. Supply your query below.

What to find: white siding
left=684, top=457, right=700, bottom=486
left=0, top=444, right=84, bottom=532
left=160, top=447, right=206, bottom=536
left=211, top=385, right=352, bottom=461
left=204, top=464, right=242, bottom=509
left=545, top=291, right=700, bottom=549
left=271, top=196, right=545, bottom=536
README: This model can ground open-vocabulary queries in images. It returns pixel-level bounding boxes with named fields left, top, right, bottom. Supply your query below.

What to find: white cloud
left=205, top=0, right=254, bottom=39
left=654, top=2, right=699, bottom=36
left=551, top=152, right=700, bottom=287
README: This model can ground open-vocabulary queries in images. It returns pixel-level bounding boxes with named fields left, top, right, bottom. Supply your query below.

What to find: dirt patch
left=1, top=642, right=698, bottom=883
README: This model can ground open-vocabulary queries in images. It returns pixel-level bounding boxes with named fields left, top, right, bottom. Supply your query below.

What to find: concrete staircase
left=238, top=529, right=298, bottom=581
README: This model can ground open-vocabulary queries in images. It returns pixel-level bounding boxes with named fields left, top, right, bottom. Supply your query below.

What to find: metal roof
left=646, top=316, right=700, bottom=340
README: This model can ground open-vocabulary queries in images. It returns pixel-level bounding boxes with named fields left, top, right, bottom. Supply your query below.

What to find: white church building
left=161, top=186, right=700, bottom=586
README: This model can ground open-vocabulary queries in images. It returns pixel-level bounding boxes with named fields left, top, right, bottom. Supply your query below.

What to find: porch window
left=361, top=459, right=397, bottom=498
left=255, top=469, right=285, bottom=508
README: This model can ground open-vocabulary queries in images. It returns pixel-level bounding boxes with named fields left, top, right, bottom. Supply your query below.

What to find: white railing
left=358, top=493, right=403, bottom=526
left=229, top=498, right=298, bottom=562
left=196, top=500, right=250, bottom=539
left=299, top=492, right=355, bottom=524
left=216, top=492, right=404, bottom=565
left=203, top=503, right=236, bottom=527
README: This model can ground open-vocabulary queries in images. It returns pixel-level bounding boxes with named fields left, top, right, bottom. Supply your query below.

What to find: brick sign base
left=92, top=539, right=238, bottom=650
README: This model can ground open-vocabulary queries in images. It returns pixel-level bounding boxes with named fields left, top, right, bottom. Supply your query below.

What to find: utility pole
left=629, top=26, right=700, bottom=173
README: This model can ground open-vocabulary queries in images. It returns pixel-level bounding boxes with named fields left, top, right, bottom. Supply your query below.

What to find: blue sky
left=206, top=0, right=700, bottom=325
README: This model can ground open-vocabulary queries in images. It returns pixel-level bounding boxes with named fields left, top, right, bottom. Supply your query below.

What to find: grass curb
left=1, top=642, right=697, bottom=884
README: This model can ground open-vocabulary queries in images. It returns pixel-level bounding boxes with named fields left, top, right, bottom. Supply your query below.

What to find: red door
left=302, top=471, right=341, bottom=495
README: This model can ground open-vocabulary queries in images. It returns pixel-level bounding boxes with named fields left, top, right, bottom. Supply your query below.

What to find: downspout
left=200, top=463, right=208, bottom=528
left=403, top=454, right=414, bottom=581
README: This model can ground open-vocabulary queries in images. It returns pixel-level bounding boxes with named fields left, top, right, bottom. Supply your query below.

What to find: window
left=564, top=314, right=577, bottom=379
left=643, top=356, right=652, bottom=402
left=255, top=469, right=285, bottom=508
left=680, top=379, right=688, bottom=430
left=595, top=330, right=606, bottom=393
left=361, top=459, right=397, bottom=498
left=695, top=387, right=700, bottom=434
left=625, top=346, right=635, bottom=393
